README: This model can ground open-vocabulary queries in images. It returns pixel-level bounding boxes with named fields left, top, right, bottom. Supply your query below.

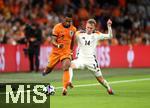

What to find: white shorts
left=71, top=57, right=102, bottom=77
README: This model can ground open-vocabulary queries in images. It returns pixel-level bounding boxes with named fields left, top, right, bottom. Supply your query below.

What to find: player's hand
left=107, top=19, right=112, bottom=27
left=57, top=44, right=64, bottom=48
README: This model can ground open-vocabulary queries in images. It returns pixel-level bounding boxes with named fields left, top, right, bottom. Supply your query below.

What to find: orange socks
left=63, top=70, right=70, bottom=90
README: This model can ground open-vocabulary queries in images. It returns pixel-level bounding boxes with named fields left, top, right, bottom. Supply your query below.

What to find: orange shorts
left=47, top=52, right=72, bottom=68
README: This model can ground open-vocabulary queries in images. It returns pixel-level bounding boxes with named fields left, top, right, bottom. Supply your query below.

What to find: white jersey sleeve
left=97, top=26, right=113, bottom=40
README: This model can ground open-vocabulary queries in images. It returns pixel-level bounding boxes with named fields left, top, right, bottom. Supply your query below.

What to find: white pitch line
left=55, top=78, right=150, bottom=89
left=0, top=78, right=150, bottom=95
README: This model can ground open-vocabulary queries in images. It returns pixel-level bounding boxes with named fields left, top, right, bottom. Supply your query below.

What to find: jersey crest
left=70, top=30, right=74, bottom=37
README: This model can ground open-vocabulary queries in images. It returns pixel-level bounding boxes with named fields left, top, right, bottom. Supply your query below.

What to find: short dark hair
left=87, top=19, right=96, bottom=25
left=65, top=13, right=73, bottom=18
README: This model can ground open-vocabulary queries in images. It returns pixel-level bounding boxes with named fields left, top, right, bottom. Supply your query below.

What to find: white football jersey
left=76, top=31, right=109, bottom=58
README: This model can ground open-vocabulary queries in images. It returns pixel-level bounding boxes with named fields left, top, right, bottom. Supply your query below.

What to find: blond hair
left=87, top=19, right=96, bottom=25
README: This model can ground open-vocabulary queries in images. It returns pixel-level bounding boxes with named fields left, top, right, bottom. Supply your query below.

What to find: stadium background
left=0, top=0, right=150, bottom=45
left=0, top=0, right=150, bottom=108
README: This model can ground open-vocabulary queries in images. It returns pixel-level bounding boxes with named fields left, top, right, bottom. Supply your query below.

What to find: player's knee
left=94, top=68, right=102, bottom=77
left=62, top=60, right=71, bottom=71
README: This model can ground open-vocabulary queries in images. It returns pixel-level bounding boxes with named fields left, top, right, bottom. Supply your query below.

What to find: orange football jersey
left=52, top=23, right=76, bottom=53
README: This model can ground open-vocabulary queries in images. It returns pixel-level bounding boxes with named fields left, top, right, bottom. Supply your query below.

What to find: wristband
left=57, top=44, right=60, bottom=48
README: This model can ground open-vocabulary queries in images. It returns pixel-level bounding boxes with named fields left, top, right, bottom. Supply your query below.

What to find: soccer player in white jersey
left=66, top=19, right=114, bottom=95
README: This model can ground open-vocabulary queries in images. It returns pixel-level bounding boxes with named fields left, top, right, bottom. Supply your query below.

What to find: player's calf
left=62, top=58, right=71, bottom=71
left=96, top=76, right=114, bottom=95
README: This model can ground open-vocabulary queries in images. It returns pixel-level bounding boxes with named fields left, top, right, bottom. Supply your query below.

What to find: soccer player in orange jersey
left=42, top=13, right=76, bottom=95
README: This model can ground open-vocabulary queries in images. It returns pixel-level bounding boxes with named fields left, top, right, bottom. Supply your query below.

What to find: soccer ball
left=43, top=85, right=55, bottom=95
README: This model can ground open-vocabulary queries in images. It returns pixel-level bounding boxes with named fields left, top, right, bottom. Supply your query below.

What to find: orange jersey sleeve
left=52, top=23, right=61, bottom=36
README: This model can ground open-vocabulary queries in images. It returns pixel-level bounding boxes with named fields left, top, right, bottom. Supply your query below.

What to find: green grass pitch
left=0, top=68, right=150, bottom=108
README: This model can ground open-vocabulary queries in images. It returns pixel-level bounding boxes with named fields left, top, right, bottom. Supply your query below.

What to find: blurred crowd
left=0, top=0, right=150, bottom=45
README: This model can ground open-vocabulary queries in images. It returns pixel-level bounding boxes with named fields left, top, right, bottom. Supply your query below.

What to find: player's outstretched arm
left=98, top=19, right=113, bottom=40
left=107, top=19, right=113, bottom=38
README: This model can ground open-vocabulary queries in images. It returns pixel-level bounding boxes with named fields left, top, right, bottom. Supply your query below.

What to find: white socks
left=69, top=67, right=73, bottom=82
